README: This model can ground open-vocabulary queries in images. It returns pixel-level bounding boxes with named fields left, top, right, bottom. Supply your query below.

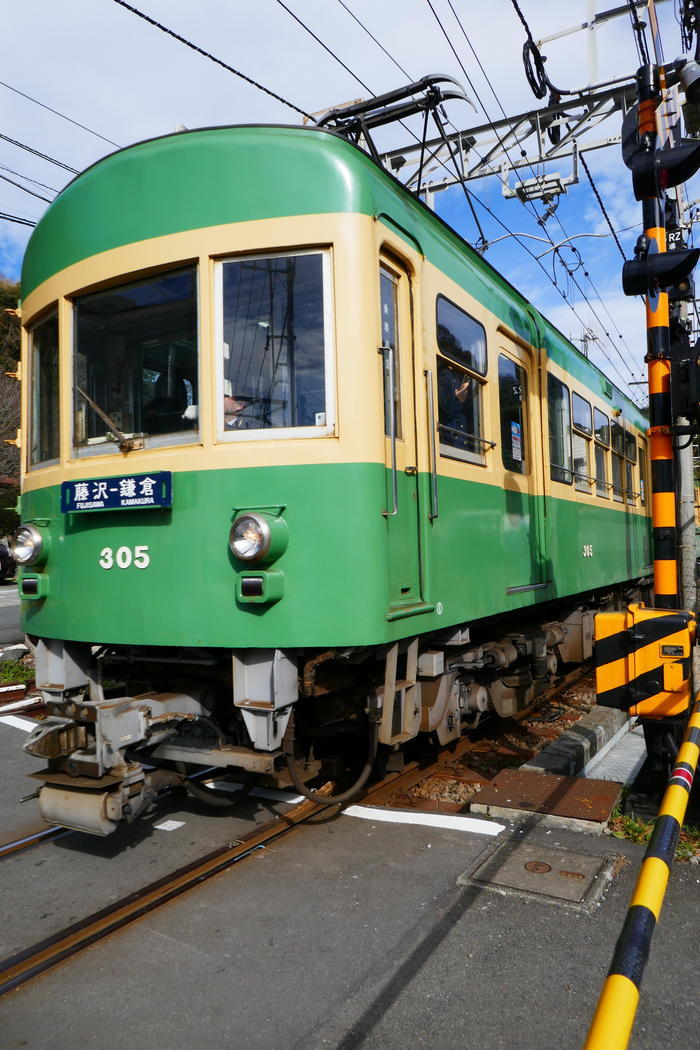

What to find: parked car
left=0, top=542, right=16, bottom=582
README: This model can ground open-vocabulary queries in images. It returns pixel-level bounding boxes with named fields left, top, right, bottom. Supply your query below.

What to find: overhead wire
left=0, top=171, right=53, bottom=204
left=333, top=0, right=642, bottom=401
left=276, top=0, right=488, bottom=243
left=424, top=0, right=645, bottom=400
left=0, top=165, right=59, bottom=194
left=0, top=80, right=121, bottom=148
left=111, top=0, right=313, bottom=120
left=0, top=133, right=79, bottom=174
left=0, top=212, right=36, bottom=227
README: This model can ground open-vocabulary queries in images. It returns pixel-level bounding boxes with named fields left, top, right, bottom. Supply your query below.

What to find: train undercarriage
left=24, top=584, right=647, bottom=836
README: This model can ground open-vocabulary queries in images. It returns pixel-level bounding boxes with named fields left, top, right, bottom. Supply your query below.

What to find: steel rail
left=584, top=691, right=700, bottom=1050
left=0, top=825, right=64, bottom=860
left=0, top=787, right=334, bottom=996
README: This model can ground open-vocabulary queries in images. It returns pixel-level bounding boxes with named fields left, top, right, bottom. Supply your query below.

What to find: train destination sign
left=61, top=471, right=172, bottom=513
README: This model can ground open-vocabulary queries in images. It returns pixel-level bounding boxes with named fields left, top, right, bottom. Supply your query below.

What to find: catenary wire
left=277, top=0, right=487, bottom=242
left=329, top=2, right=643, bottom=400
left=0, top=80, right=121, bottom=148
left=111, top=0, right=313, bottom=120
left=0, top=172, right=53, bottom=204
left=0, top=212, right=36, bottom=227
left=0, top=165, right=58, bottom=194
left=0, top=133, right=79, bottom=174
left=425, top=0, right=645, bottom=396
left=330, top=0, right=642, bottom=401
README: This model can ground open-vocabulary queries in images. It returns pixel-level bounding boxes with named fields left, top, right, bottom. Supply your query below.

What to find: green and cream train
left=15, top=123, right=651, bottom=834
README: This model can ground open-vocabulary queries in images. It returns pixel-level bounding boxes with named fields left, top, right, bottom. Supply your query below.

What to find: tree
left=0, top=278, right=21, bottom=533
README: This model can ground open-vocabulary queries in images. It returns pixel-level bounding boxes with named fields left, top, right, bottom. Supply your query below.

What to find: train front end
left=15, top=125, right=403, bottom=834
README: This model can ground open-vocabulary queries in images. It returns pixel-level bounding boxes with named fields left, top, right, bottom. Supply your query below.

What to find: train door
left=497, top=341, right=546, bottom=593
left=379, top=258, right=422, bottom=610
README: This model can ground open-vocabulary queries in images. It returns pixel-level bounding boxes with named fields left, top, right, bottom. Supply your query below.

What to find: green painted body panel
left=22, top=125, right=642, bottom=428
left=20, top=463, right=651, bottom=649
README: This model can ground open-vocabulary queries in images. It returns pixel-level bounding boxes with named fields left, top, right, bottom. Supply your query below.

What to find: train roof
left=22, top=123, right=646, bottom=429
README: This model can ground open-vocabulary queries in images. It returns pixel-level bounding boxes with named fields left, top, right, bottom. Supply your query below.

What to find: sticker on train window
left=61, top=471, right=172, bottom=513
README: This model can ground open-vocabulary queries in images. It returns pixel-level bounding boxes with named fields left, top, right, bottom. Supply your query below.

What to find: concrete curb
left=521, top=705, right=630, bottom=777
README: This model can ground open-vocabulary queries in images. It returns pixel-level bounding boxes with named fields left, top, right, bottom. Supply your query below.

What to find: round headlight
left=12, top=525, right=44, bottom=566
left=229, top=514, right=271, bottom=562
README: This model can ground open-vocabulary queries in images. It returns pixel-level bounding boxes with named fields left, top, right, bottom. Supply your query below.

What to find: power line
left=111, top=0, right=313, bottom=120
left=331, top=0, right=642, bottom=401
left=0, top=80, right=121, bottom=148
left=0, top=165, right=58, bottom=194
left=0, top=212, right=36, bottom=227
left=274, top=0, right=373, bottom=93
left=330, top=2, right=642, bottom=400
left=335, top=1, right=411, bottom=80
left=423, top=2, right=644, bottom=398
left=281, top=0, right=487, bottom=246
left=0, top=133, right=79, bottom=174
left=0, top=171, right=53, bottom=204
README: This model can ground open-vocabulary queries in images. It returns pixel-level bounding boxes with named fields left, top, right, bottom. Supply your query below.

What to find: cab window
left=220, top=250, right=330, bottom=434
left=29, top=308, right=60, bottom=467
left=73, top=267, right=198, bottom=456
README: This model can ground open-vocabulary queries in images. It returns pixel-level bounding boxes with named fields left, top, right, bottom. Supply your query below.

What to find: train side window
left=73, top=266, right=198, bottom=456
left=435, top=296, right=486, bottom=464
left=572, top=392, right=592, bottom=494
left=594, top=408, right=609, bottom=498
left=29, top=308, right=60, bottom=468
left=625, top=430, right=637, bottom=505
left=498, top=355, right=527, bottom=474
left=638, top=443, right=647, bottom=506
left=547, top=374, right=572, bottom=484
left=611, top=419, right=625, bottom=502
left=219, top=250, right=331, bottom=436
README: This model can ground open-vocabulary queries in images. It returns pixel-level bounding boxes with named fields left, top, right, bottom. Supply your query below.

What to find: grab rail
left=379, top=346, right=398, bottom=517
left=424, top=369, right=439, bottom=520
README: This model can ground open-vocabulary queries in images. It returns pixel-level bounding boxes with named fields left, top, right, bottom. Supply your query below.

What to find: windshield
left=73, top=267, right=198, bottom=455
left=220, top=251, right=328, bottom=433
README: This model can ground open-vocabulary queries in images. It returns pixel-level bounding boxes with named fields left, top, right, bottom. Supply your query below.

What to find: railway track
left=0, top=665, right=591, bottom=995
left=0, top=665, right=589, bottom=863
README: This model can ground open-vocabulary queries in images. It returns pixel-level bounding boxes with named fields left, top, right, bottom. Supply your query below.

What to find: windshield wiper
left=76, top=386, right=144, bottom=453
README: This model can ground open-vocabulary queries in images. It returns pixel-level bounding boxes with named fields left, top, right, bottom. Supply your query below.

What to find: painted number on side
left=582, top=544, right=594, bottom=558
left=99, top=545, right=150, bottom=570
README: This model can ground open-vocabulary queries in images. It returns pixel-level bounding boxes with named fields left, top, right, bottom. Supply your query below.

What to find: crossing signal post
left=622, top=63, right=700, bottom=610
left=595, top=58, right=700, bottom=778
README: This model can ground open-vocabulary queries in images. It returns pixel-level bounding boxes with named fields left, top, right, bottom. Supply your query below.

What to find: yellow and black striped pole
left=637, top=64, right=680, bottom=609
left=584, top=692, right=700, bottom=1049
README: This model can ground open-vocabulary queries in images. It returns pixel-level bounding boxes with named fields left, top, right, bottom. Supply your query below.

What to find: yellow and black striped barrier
left=584, top=691, right=700, bottom=1050
left=595, top=603, right=695, bottom=719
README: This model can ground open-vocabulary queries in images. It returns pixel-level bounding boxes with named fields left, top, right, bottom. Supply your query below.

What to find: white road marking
left=154, top=819, right=186, bottom=831
left=207, top=779, right=504, bottom=835
left=0, top=714, right=36, bottom=732
left=342, top=805, right=505, bottom=835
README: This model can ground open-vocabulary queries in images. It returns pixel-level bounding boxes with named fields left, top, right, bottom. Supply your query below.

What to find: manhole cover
left=524, top=861, right=552, bottom=873
left=464, top=841, right=608, bottom=903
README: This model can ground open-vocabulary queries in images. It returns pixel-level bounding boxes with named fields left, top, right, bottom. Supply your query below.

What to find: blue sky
left=1, top=0, right=692, bottom=403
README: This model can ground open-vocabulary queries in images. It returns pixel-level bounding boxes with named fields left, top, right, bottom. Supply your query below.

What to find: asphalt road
left=0, top=582, right=22, bottom=645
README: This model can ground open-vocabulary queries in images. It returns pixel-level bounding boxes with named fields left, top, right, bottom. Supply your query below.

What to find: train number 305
left=99, top=546, right=150, bottom=570
left=582, top=544, right=594, bottom=558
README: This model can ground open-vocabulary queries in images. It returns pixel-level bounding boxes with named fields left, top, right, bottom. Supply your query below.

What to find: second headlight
left=229, top=514, right=271, bottom=562
left=12, top=524, right=45, bottom=566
